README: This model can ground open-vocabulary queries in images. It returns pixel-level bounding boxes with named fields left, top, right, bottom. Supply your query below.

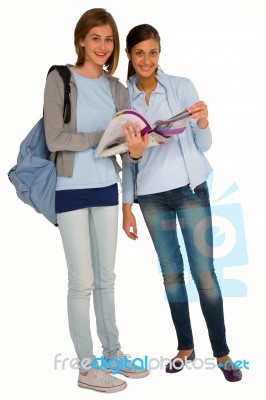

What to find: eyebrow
left=135, top=48, right=158, bottom=51
left=90, top=34, right=113, bottom=38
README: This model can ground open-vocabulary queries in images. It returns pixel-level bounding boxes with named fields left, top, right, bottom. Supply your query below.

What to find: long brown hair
left=126, top=24, right=161, bottom=80
left=74, top=8, right=120, bottom=76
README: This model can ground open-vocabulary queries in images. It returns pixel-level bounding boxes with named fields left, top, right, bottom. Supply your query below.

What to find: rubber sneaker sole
left=106, top=368, right=149, bottom=379
left=78, top=379, right=127, bottom=393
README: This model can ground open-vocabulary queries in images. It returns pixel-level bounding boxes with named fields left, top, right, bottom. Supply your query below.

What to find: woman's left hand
left=187, top=101, right=209, bottom=129
left=123, top=121, right=149, bottom=159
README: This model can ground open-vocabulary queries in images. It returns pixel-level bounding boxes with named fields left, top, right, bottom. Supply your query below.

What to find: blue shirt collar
left=128, top=74, right=165, bottom=100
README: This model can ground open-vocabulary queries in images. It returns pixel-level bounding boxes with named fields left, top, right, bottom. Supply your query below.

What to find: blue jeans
left=138, top=182, right=229, bottom=357
left=57, top=206, right=120, bottom=371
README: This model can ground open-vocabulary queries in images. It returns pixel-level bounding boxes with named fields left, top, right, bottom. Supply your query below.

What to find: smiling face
left=127, top=38, right=160, bottom=79
left=80, top=24, right=114, bottom=68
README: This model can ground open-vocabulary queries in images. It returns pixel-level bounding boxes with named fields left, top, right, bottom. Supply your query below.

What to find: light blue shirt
left=122, top=71, right=213, bottom=203
left=56, top=71, right=117, bottom=190
left=130, top=78, right=189, bottom=195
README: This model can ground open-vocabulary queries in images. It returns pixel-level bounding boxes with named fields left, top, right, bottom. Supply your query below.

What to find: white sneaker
left=106, top=350, right=149, bottom=379
left=78, top=368, right=127, bottom=393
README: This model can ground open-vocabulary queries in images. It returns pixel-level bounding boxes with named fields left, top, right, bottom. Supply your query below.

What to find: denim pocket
left=194, top=181, right=210, bottom=204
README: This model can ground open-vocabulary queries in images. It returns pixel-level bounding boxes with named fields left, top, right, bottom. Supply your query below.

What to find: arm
left=187, top=100, right=212, bottom=151
left=122, top=203, right=138, bottom=240
left=122, top=162, right=139, bottom=240
left=44, top=69, right=104, bottom=152
left=181, top=79, right=212, bottom=152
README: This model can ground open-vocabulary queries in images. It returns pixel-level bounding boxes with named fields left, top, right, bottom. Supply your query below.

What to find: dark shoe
left=165, top=349, right=195, bottom=373
left=218, top=363, right=242, bottom=382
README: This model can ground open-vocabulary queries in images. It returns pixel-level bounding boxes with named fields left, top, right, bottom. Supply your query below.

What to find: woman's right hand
left=123, top=121, right=148, bottom=159
left=122, top=204, right=138, bottom=240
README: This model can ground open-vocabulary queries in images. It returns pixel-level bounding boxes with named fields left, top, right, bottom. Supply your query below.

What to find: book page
left=94, top=110, right=151, bottom=158
left=95, top=132, right=172, bottom=158
left=153, top=110, right=191, bottom=135
left=95, top=109, right=191, bottom=158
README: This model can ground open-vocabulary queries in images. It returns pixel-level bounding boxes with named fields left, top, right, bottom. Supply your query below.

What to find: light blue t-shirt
left=56, top=71, right=117, bottom=191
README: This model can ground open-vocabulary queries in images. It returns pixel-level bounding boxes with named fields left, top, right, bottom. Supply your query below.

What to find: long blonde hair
left=74, top=8, right=120, bottom=76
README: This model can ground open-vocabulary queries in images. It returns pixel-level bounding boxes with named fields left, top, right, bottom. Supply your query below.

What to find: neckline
left=71, top=67, right=104, bottom=80
left=136, top=79, right=158, bottom=94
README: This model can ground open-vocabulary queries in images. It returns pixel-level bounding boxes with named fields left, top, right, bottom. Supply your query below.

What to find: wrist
left=122, top=203, right=132, bottom=211
left=129, top=152, right=143, bottom=160
left=197, top=119, right=209, bottom=129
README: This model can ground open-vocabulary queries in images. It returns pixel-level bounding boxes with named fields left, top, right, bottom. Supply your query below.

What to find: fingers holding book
left=186, top=101, right=209, bottom=129
left=122, top=121, right=149, bottom=160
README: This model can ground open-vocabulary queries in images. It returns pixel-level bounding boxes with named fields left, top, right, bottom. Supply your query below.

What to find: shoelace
left=116, top=352, right=138, bottom=371
left=92, top=369, right=118, bottom=384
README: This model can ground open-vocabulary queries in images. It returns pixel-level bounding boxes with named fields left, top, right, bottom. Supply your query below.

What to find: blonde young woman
left=44, top=9, right=148, bottom=393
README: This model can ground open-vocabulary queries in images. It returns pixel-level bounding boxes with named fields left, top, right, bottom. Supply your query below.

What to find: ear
left=79, top=39, right=85, bottom=48
left=125, top=48, right=131, bottom=60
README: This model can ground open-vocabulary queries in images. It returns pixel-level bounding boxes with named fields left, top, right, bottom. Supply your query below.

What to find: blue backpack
left=8, top=65, right=71, bottom=226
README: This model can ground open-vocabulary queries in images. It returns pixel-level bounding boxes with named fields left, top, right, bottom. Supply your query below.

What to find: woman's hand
left=122, top=204, right=138, bottom=240
left=187, top=101, right=209, bottom=129
left=123, top=121, right=149, bottom=159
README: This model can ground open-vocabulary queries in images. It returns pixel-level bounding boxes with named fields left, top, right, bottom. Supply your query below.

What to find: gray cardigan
left=43, top=66, right=133, bottom=177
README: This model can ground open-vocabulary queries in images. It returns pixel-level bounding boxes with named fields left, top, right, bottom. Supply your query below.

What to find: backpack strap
left=47, top=65, right=71, bottom=123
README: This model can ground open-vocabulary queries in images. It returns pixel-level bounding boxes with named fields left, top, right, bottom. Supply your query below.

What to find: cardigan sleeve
left=43, top=69, right=105, bottom=152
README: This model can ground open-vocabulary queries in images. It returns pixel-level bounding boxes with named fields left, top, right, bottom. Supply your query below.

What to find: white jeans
left=57, top=206, right=120, bottom=370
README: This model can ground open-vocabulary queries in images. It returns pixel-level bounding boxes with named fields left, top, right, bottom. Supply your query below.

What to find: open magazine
left=94, top=109, right=191, bottom=158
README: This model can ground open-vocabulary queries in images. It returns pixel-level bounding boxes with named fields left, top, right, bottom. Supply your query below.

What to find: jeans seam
left=91, top=213, right=111, bottom=353
left=59, top=211, right=92, bottom=364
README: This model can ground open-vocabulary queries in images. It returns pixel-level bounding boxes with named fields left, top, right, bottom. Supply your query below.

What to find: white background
left=1, top=0, right=265, bottom=398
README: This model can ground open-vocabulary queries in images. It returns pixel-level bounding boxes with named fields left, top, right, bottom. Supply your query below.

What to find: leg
left=139, top=193, right=194, bottom=350
left=175, top=183, right=229, bottom=357
left=57, top=209, right=95, bottom=370
left=89, top=206, right=120, bottom=359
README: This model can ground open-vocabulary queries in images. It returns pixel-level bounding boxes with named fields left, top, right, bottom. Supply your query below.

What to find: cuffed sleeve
left=190, top=121, right=212, bottom=151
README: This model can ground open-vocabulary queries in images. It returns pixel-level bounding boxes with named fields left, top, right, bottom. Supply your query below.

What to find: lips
left=95, top=52, right=108, bottom=58
left=139, top=65, right=153, bottom=72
